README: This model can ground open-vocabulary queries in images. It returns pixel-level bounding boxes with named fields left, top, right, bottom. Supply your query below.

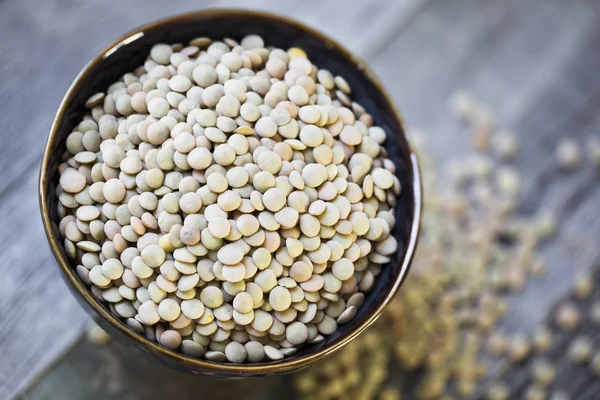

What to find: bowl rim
left=39, top=8, right=422, bottom=375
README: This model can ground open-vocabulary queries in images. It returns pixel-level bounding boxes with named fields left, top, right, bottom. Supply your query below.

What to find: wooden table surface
left=0, top=0, right=425, bottom=397
left=2, top=0, right=600, bottom=398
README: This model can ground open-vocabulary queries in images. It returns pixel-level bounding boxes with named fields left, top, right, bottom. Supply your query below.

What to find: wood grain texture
left=369, top=0, right=600, bottom=397
left=0, top=0, right=424, bottom=398
left=7, top=0, right=600, bottom=398
left=490, top=266, right=600, bottom=399
left=371, top=0, right=600, bottom=329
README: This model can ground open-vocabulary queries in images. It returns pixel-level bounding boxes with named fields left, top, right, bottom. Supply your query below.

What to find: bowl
left=39, top=9, right=421, bottom=377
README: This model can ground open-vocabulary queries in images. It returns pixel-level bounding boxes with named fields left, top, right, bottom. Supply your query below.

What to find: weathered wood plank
left=9, top=0, right=600, bottom=397
left=370, top=0, right=600, bottom=329
left=364, top=0, right=600, bottom=399
left=366, top=0, right=600, bottom=397
left=0, top=0, right=425, bottom=398
left=495, top=266, right=600, bottom=399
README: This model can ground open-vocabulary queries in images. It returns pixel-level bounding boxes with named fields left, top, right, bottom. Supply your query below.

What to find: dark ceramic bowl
left=39, top=9, right=421, bottom=377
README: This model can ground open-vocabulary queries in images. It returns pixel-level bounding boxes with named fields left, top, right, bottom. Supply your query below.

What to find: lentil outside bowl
left=39, top=9, right=421, bottom=377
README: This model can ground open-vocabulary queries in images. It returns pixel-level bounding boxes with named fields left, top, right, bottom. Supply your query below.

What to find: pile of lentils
left=56, top=34, right=401, bottom=363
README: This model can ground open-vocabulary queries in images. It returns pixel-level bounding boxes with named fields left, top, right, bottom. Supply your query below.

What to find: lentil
left=56, top=34, right=401, bottom=364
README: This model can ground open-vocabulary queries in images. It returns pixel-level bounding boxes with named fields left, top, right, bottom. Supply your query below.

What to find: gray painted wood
left=492, top=267, right=600, bottom=399
left=371, top=0, right=600, bottom=331
left=0, top=0, right=425, bottom=398
left=7, top=0, right=600, bottom=397
left=369, top=0, right=600, bottom=397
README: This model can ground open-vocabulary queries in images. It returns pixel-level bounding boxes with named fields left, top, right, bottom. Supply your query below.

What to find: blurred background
left=3, top=0, right=600, bottom=399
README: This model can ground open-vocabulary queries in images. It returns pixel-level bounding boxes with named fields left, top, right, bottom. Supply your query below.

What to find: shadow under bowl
left=39, top=9, right=422, bottom=377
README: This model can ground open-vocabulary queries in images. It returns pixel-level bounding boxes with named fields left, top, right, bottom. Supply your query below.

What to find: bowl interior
left=41, top=10, right=420, bottom=376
